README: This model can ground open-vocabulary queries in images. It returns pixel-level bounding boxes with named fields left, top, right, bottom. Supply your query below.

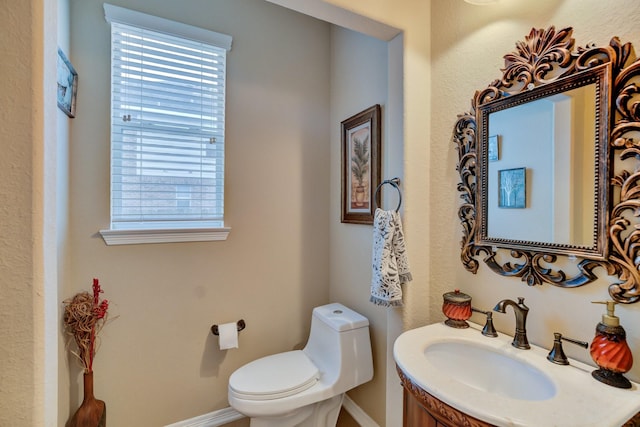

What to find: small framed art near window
left=56, top=47, right=78, bottom=118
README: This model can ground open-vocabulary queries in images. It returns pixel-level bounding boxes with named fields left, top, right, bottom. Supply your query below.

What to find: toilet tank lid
left=313, top=303, right=369, bottom=331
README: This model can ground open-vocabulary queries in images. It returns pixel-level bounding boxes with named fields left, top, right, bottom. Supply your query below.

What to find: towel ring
left=374, top=178, right=402, bottom=212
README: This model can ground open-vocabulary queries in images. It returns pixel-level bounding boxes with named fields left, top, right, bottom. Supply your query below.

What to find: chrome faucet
left=493, top=297, right=530, bottom=349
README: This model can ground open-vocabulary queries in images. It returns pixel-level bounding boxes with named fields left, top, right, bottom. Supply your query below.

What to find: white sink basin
left=394, top=322, right=640, bottom=427
left=424, top=341, right=555, bottom=401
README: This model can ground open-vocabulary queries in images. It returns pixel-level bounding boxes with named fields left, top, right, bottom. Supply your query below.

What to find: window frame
left=101, top=4, right=232, bottom=245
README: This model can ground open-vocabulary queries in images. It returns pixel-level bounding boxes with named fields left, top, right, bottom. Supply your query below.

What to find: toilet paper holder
left=211, top=319, right=246, bottom=336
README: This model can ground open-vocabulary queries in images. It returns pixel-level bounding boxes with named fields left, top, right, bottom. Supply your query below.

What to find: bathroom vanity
left=394, top=322, right=640, bottom=427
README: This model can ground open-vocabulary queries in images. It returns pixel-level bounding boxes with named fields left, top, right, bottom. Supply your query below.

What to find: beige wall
left=329, top=26, right=391, bottom=425
left=324, top=2, right=431, bottom=425
left=1, top=0, right=60, bottom=425
left=323, top=0, right=432, bottom=333
left=0, top=1, right=39, bottom=424
left=57, top=0, right=72, bottom=425
left=66, top=0, right=330, bottom=425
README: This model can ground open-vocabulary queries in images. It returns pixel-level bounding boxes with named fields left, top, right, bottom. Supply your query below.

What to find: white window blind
left=105, top=5, right=231, bottom=232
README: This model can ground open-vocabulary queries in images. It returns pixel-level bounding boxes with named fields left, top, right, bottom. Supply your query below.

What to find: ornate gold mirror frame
left=454, top=26, right=640, bottom=304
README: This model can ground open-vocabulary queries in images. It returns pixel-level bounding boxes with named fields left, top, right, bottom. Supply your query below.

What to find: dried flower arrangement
left=63, top=278, right=110, bottom=373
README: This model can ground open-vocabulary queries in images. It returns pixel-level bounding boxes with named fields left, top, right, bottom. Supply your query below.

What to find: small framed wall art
left=57, top=47, right=78, bottom=118
left=488, top=134, right=499, bottom=161
left=341, top=104, right=381, bottom=224
left=498, top=167, right=526, bottom=208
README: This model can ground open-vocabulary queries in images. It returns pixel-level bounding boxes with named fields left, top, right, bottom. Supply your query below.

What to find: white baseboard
left=164, top=406, right=245, bottom=427
left=165, top=395, right=379, bottom=427
left=342, top=394, right=380, bottom=427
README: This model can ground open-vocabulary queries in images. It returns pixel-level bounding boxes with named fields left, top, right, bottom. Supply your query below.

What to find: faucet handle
left=516, top=297, right=529, bottom=310
left=547, top=332, right=589, bottom=365
left=472, top=307, right=498, bottom=337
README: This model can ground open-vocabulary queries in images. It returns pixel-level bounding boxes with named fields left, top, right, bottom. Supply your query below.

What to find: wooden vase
left=69, top=372, right=106, bottom=427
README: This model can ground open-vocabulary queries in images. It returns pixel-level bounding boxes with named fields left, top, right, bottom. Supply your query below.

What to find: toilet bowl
left=228, top=303, right=373, bottom=427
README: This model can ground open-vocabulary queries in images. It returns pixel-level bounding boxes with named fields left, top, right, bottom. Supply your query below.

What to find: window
left=101, top=4, right=231, bottom=245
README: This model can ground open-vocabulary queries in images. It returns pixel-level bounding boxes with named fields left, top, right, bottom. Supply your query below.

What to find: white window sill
left=99, top=227, right=231, bottom=245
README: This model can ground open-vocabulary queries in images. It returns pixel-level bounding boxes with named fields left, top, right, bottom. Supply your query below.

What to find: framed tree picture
left=341, top=104, right=381, bottom=224
left=498, top=167, right=526, bottom=208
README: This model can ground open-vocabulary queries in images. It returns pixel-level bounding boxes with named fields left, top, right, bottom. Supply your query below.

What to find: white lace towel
left=370, top=208, right=412, bottom=307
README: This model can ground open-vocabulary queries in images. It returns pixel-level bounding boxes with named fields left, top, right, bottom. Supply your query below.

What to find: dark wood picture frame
left=57, top=47, right=78, bottom=118
left=341, top=104, right=381, bottom=224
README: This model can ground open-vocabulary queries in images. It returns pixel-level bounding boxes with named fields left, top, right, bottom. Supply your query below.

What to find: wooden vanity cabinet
left=397, top=366, right=494, bottom=427
left=402, top=386, right=492, bottom=427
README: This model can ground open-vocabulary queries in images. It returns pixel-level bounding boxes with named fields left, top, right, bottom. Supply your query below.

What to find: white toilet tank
left=302, top=303, right=373, bottom=393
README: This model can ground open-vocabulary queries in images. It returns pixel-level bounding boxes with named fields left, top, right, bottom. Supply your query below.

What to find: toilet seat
left=229, top=350, right=319, bottom=401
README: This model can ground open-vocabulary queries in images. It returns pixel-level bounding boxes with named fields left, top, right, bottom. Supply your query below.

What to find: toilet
left=228, top=303, right=374, bottom=427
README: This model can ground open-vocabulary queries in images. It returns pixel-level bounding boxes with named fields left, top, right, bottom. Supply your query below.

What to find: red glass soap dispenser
left=590, top=301, right=633, bottom=389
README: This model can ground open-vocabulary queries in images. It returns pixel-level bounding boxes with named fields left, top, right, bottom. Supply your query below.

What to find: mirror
left=486, top=85, right=596, bottom=246
left=454, top=26, right=640, bottom=303
left=478, top=69, right=608, bottom=257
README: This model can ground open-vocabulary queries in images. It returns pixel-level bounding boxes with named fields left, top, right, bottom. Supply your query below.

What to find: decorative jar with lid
left=442, top=289, right=472, bottom=328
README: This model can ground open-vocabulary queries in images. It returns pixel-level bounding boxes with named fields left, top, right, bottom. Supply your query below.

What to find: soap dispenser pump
left=590, top=301, right=633, bottom=389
